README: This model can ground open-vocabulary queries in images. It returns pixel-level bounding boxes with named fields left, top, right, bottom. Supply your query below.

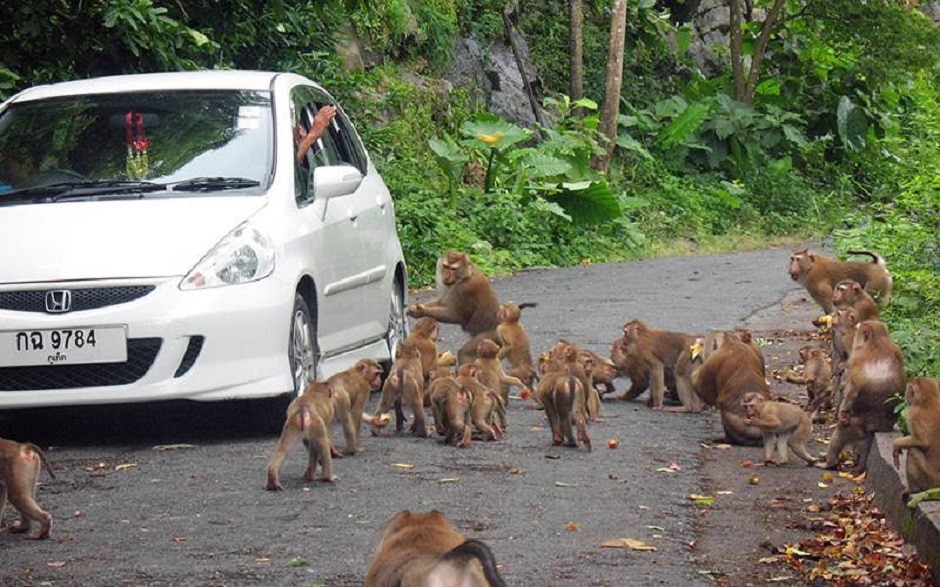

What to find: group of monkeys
left=3, top=247, right=938, bottom=587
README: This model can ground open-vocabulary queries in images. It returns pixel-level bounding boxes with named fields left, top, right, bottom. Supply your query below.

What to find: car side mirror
left=313, top=164, right=363, bottom=200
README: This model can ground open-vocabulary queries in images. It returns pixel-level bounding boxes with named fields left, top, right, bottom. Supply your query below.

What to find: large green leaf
left=540, top=180, right=622, bottom=225
left=657, top=102, right=709, bottom=149
left=837, top=96, right=868, bottom=152
left=428, top=137, right=467, bottom=183
left=459, top=116, right=530, bottom=150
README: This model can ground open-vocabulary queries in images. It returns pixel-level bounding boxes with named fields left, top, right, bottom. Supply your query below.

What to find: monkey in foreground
left=0, top=438, right=55, bottom=540
left=365, top=509, right=507, bottom=587
left=892, top=377, right=940, bottom=494
left=408, top=250, right=500, bottom=364
left=266, top=382, right=345, bottom=490
left=742, top=393, right=817, bottom=466
left=788, top=248, right=892, bottom=313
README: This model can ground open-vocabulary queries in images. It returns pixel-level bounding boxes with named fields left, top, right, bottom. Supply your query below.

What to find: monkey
left=621, top=319, right=703, bottom=412
left=785, top=346, right=833, bottom=418
left=892, top=377, right=940, bottom=494
left=455, top=364, right=503, bottom=441
left=831, top=279, right=880, bottom=321
left=325, top=358, right=385, bottom=455
left=403, top=316, right=440, bottom=381
left=557, top=339, right=618, bottom=399
left=821, top=321, right=904, bottom=472
left=537, top=366, right=592, bottom=451
left=733, top=328, right=766, bottom=377
left=788, top=248, right=892, bottom=313
left=741, top=392, right=818, bottom=466
left=0, top=438, right=55, bottom=540
left=691, top=330, right=772, bottom=445
left=407, top=251, right=501, bottom=364
left=543, top=341, right=597, bottom=421
left=609, top=336, right=679, bottom=402
left=266, top=382, right=344, bottom=490
left=495, top=301, right=538, bottom=386
left=364, top=509, right=507, bottom=587
left=473, top=338, right=528, bottom=429
left=371, top=342, right=429, bottom=438
left=427, top=375, right=473, bottom=447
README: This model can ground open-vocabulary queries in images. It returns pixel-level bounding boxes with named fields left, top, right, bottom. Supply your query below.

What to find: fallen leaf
left=600, top=538, right=657, bottom=551
left=47, top=561, right=67, bottom=568
left=644, top=525, right=665, bottom=531
left=392, top=463, right=414, bottom=469
left=255, top=558, right=272, bottom=563
left=565, top=521, right=579, bottom=532
left=115, top=463, right=138, bottom=471
left=152, top=443, right=196, bottom=451
left=171, top=536, right=186, bottom=542
left=713, top=444, right=732, bottom=450
left=287, top=557, right=309, bottom=568
left=438, top=477, right=460, bottom=484
left=689, top=494, right=715, bottom=506
left=748, top=474, right=760, bottom=485
left=716, top=490, right=733, bottom=495
left=818, top=482, right=830, bottom=488
left=555, top=481, right=578, bottom=487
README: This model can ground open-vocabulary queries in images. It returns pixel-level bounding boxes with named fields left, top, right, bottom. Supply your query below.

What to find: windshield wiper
left=171, top=177, right=261, bottom=192
left=0, top=180, right=167, bottom=205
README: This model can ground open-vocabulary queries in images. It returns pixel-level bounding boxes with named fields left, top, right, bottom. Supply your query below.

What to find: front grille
left=0, top=286, right=156, bottom=313
left=0, top=338, right=161, bottom=391
left=174, top=336, right=204, bottom=378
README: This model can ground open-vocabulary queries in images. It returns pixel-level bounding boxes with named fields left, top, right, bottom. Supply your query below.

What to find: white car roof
left=7, top=70, right=322, bottom=103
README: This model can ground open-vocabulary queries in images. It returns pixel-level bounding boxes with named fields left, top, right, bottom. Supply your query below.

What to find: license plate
left=0, top=326, right=128, bottom=367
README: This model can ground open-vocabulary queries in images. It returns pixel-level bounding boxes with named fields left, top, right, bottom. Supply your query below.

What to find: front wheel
left=288, top=293, right=317, bottom=396
left=383, top=277, right=407, bottom=371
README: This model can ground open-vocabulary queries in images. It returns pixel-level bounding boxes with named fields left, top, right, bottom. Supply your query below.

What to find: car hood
left=0, top=197, right=266, bottom=284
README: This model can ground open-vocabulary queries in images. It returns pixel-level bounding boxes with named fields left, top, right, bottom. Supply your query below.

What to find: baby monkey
left=742, top=393, right=817, bottom=466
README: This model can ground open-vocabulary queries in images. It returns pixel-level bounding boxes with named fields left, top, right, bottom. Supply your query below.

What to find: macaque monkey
left=266, top=382, right=344, bottom=490
left=742, top=393, right=818, bottom=466
left=537, top=367, right=592, bottom=451
left=892, top=377, right=940, bottom=494
left=691, top=331, right=771, bottom=445
left=455, top=364, right=503, bottom=441
left=543, top=341, right=596, bottom=421
left=326, top=358, right=385, bottom=454
left=609, top=337, right=678, bottom=402
left=785, top=346, right=833, bottom=416
left=621, top=319, right=702, bottom=412
left=0, top=438, right=55, bottom=540
left=832, top=279, right=880, bottom=321
left=404, top=316, right=440, bottom=381
left=496, top=301, right=538, bottom=385
left=364, top=509, right=507, bottom=587
left=788, top=248, right=892, bottom=313
left=821, top=321, right=904, bottom=472
left=371, top=342, right=429, bottom=438
left=474, top=338, right=528, bottom=428
left=408, top=251, right=501, bottom=364
left=558, top=339, right=617, bottom=399
left=427, top=375, right=473, bottom=447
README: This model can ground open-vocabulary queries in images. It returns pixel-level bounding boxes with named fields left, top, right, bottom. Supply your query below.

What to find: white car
left=0, top=70, right=408, bottom=409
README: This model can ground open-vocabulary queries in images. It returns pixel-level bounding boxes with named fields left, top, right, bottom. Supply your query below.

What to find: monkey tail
left=25, top=442, right=56, bottom=478
left=442, top=539, right=508, bottom=587
left=518, top=302, right=538, bottom=311
left=846, top=250, right=885, bottom=266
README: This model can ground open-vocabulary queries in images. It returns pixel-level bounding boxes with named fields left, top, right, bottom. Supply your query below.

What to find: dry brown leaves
left=768, top=486, right=934, bottom=585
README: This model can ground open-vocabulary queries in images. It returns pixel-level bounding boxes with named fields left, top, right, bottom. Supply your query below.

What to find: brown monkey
left=821, top=321, right=904, bottom=472
left=537, top=366, right=591, bottom=451
left=785, top=346, right=833, bottom=416
left=427, top=375, right=473, bottom=447
left=742, top=393, right=818, bottom=466
left=371, top=342, right=429, bottom=438
left=364, top=509, right=507, bottom=587
left=266, top=382, right=344, bottom=490
left=832, top=279, right=880, bottom=321
left=691, top=331, right=771, bottom=445
left=0, top=438, right=55, bottom=540
left=788, top=248, right=892, bottom=313
left=544, top=341, right=596, bottom=421
left=609, top=337, right=678, bottom=402
left=734, top=328, right=766, bottom=377
left=892, top=377, right=940, bottom=494
left=326, top=358, right=384, bottom=454
left=474, top=337, right=528, bottom=428
left=455, top=364, right=503, bottom=441
left=621, top=319, right=702, bottom=412
left=496, top=301, right=538, bottom=385
left=403, top=316, right=440, bottom=380
left=407, top=251, right=500, bottom=364
left=558, top=339, right=617, bottom=399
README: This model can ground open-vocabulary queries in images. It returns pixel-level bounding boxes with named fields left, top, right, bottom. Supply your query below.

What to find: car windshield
left=0, top=89, right=273, bottom=196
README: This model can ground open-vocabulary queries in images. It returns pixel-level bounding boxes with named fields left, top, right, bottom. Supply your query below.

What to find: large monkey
left=691, top=331, right=771, bottom=445
left=407, top=251, right=500, bottom=364
left=365, top=509, right=507, bottom=587
left=0, top=438, right=55, bottom=540
left=326, top=358, right=385, bottom=454
left=496, top=301, right=537, bottom=385
left=788, top=248, right=892, bottom=313
left=621, top=319, right=702, bottom=412
left=821, top=321, right=904, bottom=472
left=266, top=382, right=345, bottom=490
left=742, top=393, right=818, bottom=466
left=371, top=342, right=429, bottom=438
left=892, top=377, right=940, bottom=494
left=831, top=279, right=880, bottom=321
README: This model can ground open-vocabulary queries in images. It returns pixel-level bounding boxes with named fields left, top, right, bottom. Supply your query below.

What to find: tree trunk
left=744, top=0, right=786, bottom=101
left=595, top=0, right=627, bottom=172
left=569, top=0, right=584, bottom=100
left=729, top=0, right=746, bottom=102
left=729, top=0, right=786, bottom=104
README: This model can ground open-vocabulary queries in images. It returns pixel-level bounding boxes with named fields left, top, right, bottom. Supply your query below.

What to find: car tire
left=383, top=277, right=407, bottom=371
left=288, top=293, right=317, bottom=397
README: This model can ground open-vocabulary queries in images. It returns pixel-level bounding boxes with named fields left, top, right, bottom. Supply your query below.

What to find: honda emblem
left=45, top=290, right=72, bottom=313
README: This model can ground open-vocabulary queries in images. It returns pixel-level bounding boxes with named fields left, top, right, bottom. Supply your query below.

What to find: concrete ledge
left=866, top=432, right=940, bottom=578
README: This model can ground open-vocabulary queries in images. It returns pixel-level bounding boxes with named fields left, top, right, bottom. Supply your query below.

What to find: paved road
left=1, top=247, right=804, bottom=586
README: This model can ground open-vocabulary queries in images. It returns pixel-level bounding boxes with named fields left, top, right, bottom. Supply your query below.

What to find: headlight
left=180, top=223, right=275, bottom=290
